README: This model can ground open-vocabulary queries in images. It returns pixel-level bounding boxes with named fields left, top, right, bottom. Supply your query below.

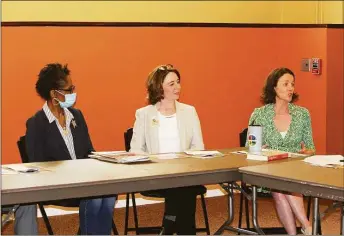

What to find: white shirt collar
left=43, top=102, right=74, bottom=124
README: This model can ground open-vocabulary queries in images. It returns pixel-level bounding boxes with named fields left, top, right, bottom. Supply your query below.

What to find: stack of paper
left=185, top=150, right=224, bottom=159
left=117, top=156, right=150, bottom=164
left=2, top=167, right=18, bottom=175
left=231, top=149, right=308, bottom=158
left=303, top=155, right=344, bottom=168
left=2, top=165, right=39, bottom=173
left=90, top=151, right=150, bottom=164
left=91, top=151, right=133, bottom=158
left=247, top=149, right=289, bottom=161
left=231, top=150, right=248, bottom=155
left=151, top=153, right=180, bottom=160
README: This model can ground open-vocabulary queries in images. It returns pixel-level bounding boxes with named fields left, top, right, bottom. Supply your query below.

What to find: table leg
left=312, top=197, right=319, bottom=235
left=252, top=186, right=265, bottom=235
left=214, top=183, right=257, bottom=235
left=214, top=182, right=234, bottom=235
left=340, top=203, right=344, bottom=235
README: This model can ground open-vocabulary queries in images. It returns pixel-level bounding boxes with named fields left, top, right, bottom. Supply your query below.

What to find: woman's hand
left=298, top=142, right=315, bottom=155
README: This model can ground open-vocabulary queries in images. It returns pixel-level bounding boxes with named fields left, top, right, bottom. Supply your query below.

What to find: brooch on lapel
left=151, top=116, right=159, bottom=127
left=71, top=119, right=77, bottom=128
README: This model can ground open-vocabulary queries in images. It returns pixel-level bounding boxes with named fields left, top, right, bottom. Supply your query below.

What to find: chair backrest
left=17, top=135, right=29, bottom=163
left=124, top=128, right=133, bottom=152
left=239, top=128, right=248, bottom=147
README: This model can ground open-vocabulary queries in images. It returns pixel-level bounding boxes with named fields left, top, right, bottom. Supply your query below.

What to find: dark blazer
left=25, top=107, right=94, bottom=162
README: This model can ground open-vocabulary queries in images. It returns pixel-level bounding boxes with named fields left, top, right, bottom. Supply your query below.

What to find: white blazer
left=130, top=101, right=204, bottom=154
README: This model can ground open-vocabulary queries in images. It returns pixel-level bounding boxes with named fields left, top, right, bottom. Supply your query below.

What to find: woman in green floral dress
left=247, top=68, right=314, bottom=235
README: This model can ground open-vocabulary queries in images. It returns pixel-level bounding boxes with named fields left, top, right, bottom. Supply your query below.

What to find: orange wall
left=326, top=29, right=344, bottom=154
left=1, top=27, right=334, bottom=164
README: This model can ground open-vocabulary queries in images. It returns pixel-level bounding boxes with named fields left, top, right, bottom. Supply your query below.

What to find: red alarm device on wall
left=311, top=58, right=321, bottom=75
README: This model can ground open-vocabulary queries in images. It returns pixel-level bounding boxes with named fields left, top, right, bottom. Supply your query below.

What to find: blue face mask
left=54, top=91, right=77, bottom=108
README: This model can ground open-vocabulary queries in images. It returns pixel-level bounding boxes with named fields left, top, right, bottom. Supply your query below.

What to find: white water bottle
left=248, top=125, right=263, bottom=154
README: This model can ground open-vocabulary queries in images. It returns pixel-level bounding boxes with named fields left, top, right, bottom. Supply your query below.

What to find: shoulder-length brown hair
left=146, top=64, right=181, bottom=105
left=260, top=67, right=299, bottom=104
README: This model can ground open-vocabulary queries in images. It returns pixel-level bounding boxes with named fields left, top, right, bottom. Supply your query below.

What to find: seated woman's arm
left=130, top=109, right=147, bottom=154
left=76, top=109, right=95, bottom=154
left=300, top=109, right=316, bottom=154
left=190, top=107, right=204, bottom=150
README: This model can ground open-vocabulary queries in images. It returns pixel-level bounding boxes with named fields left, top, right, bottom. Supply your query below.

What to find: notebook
left=246, top=149, right=289, bottom=161
left=90, top=151, right=150, bottom=164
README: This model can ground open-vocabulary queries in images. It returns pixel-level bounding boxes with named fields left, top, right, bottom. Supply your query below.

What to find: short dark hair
left=260, top=67, right=299, bottom=104
left=146, top=64, right=181, bottom=105
left=35, top=63, right=70, bottom=100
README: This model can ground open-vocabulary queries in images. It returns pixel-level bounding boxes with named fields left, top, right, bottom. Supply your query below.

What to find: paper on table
left=231, top=150, right=248, bottom=155
left=90, top=154, right=150, bottom=164
left=91, top=151, right=135, bottom=158
left=92, top=151, right=129, bottom=157
left=231, top=149, right=307, bottom=157
left=92, top=151, right=127, bottom=155
left=260, top=149, right=307, bottom=157
left=151, top=153, right=180, bottom=160
left=1, top=167, right=18, bottom=175
left=288, top=152, right=308, bottom=158
left=303, top=155, right=344, bottom=167
left=2, top=165, right=39, bottom=173
left=185, top=150, right=224, bottom=158
left=117, top=156, right=150, bottom=163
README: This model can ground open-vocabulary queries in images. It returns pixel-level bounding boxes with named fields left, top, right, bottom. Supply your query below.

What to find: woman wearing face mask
left=130, top=64, right=205, bottom=235
left=247, top=67, right=315, bottom=235
left=14, top=63, right=116, bottom=235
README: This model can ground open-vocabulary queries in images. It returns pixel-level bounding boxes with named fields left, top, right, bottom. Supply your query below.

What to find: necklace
left=62, top=125, right=68, bottom=135
left=57, top=112, right=68, bottom=134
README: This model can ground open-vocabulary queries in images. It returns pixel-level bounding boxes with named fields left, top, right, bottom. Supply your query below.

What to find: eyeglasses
left=57, top=85, right=76, bottom=94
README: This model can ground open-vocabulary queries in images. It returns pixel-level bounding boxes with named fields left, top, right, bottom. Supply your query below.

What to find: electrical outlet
left=301, top=58, right=310, bottom=72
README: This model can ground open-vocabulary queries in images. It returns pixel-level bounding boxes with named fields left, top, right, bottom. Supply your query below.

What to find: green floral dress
left=246, top=103, right=316, bottom=194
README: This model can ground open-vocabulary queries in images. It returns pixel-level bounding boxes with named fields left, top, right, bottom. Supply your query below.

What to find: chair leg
left=245, top=197, right=250, bottom=229
left=200, top=194, right=210, bottom=235
left=38, top=204, right=54, bottom=235
left=240, top=182, right=250, bottom=230
left=2, top=205, right=20, bottom=229
left=112, top=220, right=119, bottom=235
left=307, top=196, right=311, bottom=219
left=317, top=208, right=322, bottom=235
left=37, top=204, right=118, bottom=236
left=306, top=197, right=322, bottom=234
left=124, top=193, right=130, bottom=235
left=238, top=191, right=244, bottom=233
left=131, top=193, right=140, bottom=235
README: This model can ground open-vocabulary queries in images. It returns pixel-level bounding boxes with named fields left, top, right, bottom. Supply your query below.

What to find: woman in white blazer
left=130, top=64, right=205, bottom=235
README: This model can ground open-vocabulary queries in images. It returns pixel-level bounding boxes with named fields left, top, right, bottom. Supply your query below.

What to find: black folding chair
left=1, top=205, right=20, bottom=232
left=17, top=135, right=119, bottom=235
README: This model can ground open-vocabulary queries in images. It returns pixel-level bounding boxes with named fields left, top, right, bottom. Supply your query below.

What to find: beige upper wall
left=1, top=1, right=343, bottom=24
left=320, top=1, right=344, bottom=24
